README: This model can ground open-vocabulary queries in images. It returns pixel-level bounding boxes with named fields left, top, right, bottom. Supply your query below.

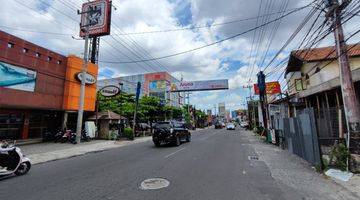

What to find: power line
left=98, top=4, right=312, bottom=64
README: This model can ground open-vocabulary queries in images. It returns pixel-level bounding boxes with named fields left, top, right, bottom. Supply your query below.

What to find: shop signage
left=254, top=81, right=281, bottom=95
left=79, top=0, right=112, bottom=37
left=99, top=85, right=120, bottom=97
left=169, top=79, right=229, bottom=92
left=76, top=72, right=97, bottom=85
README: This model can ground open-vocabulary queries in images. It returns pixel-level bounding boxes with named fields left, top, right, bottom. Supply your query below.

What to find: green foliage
left=123, top=127, right=133, bottom=139
left=329, top=143, right=350, bottom=171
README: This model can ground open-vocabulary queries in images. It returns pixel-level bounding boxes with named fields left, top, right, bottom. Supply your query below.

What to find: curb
left=28, top=137, right=152, bottom=165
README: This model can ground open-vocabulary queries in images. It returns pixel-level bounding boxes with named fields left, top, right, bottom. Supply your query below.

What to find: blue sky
left=2, top=0, right=357, bottom=112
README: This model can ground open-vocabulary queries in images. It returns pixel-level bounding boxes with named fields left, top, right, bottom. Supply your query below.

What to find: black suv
left=152, top=121, right=191, bottom=147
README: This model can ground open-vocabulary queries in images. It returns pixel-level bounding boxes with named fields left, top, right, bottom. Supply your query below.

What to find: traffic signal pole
left=327, top=0, right=360, bottom=152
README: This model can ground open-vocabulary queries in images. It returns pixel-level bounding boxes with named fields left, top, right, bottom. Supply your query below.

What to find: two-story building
left=285, top=43, right=360, bottom=116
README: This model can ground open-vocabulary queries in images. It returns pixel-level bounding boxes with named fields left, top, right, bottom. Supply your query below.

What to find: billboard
left=80, top=0, right=112, bottom=37
left=0, top=61, right=36, bottom=92
left=149, top=80, right=167, bottom=92
left=254, top=81, right=281, bottom=95
left=169, top=79, right=229, bottom=92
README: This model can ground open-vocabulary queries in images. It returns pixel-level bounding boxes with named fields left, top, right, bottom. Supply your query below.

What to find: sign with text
left=80, top=0, right=111, bottom=37
left=75, top=72, right=97, bottom=85
left=254, top=81, right=281, bottom=95
left=169, top=79, right=229, bottom=92
left=100, top=85, right=120, bottom=97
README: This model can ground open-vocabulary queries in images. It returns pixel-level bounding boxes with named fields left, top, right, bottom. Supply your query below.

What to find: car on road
left=152, top=121, right=191, bottom=147
left=214, top=121, right=223, bottom=129
left=240, top=121, right=249, bottom=128
left=226, top=123, right=236, bottom=130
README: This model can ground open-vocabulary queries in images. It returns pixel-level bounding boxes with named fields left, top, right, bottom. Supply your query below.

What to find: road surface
left=1, top=128, right=306, bottom=200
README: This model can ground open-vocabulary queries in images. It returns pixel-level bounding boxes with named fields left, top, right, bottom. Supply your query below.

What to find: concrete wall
left=287, top=56, right=360, bottom=95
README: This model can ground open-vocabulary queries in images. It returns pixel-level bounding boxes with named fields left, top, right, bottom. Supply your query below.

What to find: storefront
left=0, top=31, right=98, bottom=140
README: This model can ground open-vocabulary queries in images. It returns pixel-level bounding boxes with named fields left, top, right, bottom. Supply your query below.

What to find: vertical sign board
left=79, top=0, right=112, bottom=37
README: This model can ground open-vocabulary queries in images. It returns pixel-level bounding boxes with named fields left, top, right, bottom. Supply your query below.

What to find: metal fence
left=275, top=108, right=321, bottom=166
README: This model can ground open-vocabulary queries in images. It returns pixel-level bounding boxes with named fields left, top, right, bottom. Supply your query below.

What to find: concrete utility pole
left=327, top=0, right=360, bottom=151
left=75, top=14, right=90, bottom=144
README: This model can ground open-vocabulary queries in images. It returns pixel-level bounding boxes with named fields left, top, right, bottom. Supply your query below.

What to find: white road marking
left=164, top=147, right=186, bottom=158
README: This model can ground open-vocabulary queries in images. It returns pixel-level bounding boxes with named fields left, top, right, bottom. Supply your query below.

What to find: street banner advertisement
left=0, top=61, right=37, bottom=92
left=169, top=79, right=229, bottom=92
left=80, top=0, right=112, bottom=37
left=254, top=81, right=281, bottom=95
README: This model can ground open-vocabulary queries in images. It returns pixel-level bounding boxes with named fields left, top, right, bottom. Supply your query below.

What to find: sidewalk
left=243, top=130, right=360, bottom=200
left=22, top=137, right=152, bottom=164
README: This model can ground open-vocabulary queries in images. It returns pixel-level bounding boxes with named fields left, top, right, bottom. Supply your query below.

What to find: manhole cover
left=140, top=178, right=170, bottom=190
left=248, top=155, right=259, bottom=161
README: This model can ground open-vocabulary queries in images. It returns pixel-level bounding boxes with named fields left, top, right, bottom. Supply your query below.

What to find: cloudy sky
left=1, top=0, right=359, bottom=113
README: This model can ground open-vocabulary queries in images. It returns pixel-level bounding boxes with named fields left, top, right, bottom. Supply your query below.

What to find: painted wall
left=62, top=56, right=98, bottom=111
left=0, top=31, right=67, bottom=110
left=287, top=56, right=360, bottom=95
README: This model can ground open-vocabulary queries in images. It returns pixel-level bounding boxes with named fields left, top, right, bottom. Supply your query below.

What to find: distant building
left=218, top=102, right=225, bottom=117
left=98, top=72, right=184, bottom=107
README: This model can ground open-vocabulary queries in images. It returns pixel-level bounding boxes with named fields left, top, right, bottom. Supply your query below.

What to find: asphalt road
left=0, top=128, right=303, bottom=200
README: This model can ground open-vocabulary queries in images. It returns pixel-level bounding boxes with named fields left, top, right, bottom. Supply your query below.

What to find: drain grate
left=140, top=178, right=170, bottom=190
left=248, top=155, right=259, bottom=161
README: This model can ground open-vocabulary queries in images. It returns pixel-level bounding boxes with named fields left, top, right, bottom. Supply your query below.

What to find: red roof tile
left=292, top=43, right=360, bottom=62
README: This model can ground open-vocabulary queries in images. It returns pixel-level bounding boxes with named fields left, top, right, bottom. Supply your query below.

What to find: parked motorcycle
left=54, top=128, right=65, bottom=143
left=61, top=130, right=77, bottom=144
left=0, top=140, right=31, bottom=177
left=81, top=130, right=91, bottom=142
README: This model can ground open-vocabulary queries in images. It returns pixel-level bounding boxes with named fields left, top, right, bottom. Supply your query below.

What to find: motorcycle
left=0, top=140, right=31, bottom=177
left=81, top=129, right=91, bottom=142
left=61, top=130, right=77, bottom=144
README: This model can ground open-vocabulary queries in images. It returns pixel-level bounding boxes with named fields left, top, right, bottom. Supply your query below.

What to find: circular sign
left=140, top=178, right=170, bottom=190
left=100, top=85, right=120, bottom=97
left=75, top=72, right=96, bottom=85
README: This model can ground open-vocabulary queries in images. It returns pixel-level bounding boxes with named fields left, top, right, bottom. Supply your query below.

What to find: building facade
left=0, top=31, right=98, bottom=140
left=98, top=72, right=184, bottom=107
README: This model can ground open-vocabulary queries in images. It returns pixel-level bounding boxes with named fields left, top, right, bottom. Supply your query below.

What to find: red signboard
left=79, top=0, right=112, bottom=37
left=254, top=81, right=281, bottom=95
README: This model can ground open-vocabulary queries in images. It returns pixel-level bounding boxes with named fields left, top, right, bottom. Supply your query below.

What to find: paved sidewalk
left=22, top=137, right=152, bottom=164
left=243, top=130, right=360, bottom=200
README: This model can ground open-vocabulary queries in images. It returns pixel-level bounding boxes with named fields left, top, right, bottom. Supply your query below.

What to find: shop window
left=0, top=113, right=23, bottom=140
left=295, top=79, right=304, bottom=91
left=22, top=48, right=29, bottom=53
left=7, top=42, right=14, bottom=48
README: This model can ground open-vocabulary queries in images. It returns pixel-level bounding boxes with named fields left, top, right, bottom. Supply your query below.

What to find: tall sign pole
left=76, top=12, right=91, bottom=144
left=132, top=82, right=141, bottom=140
left=76, top=0, right=112, bottom=144
left=326, top=0, right=360, bottom=152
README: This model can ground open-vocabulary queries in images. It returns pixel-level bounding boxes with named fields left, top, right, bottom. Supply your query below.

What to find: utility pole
left=75, top=10, right=91, bottom=144
left=257, top=71, right=268, bottom=139
left=326, top=0, right=360, bottom=152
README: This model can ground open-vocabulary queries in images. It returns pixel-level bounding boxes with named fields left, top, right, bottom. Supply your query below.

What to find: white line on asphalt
left=164, top=147, right=186, bottom=158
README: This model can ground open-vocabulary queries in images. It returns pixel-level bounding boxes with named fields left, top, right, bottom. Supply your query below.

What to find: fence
left=274, top=108, right=322, bottom=166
